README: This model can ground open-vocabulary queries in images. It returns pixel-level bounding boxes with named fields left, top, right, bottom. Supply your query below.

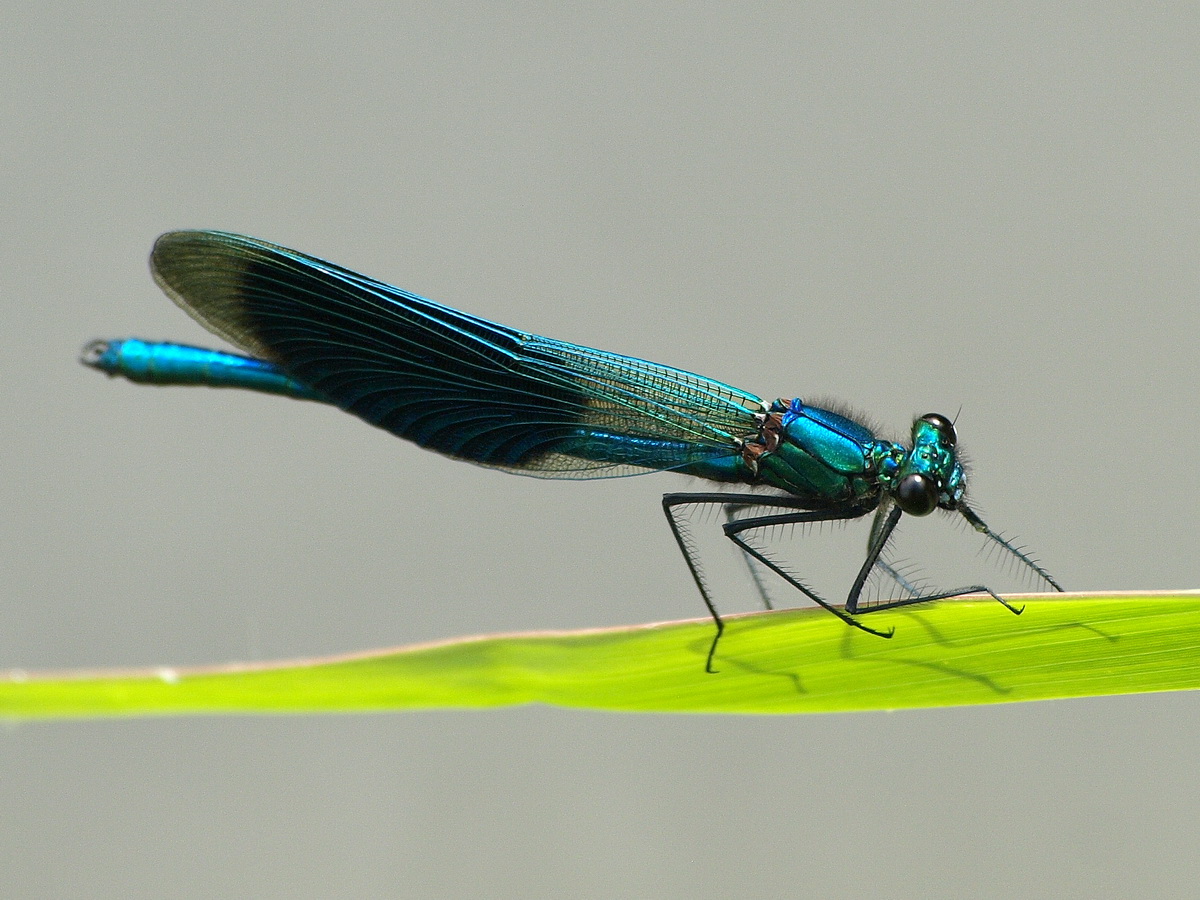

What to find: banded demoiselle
left=83, top=231, right=1062, bottom=671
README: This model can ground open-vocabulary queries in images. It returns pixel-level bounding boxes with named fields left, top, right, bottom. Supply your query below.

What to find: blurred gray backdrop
left=2, top=4, right=1198, bottom=898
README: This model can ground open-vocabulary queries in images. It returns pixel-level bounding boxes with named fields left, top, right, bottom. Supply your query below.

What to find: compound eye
left=920, top=412, right=957, bottom=446
left=895, top=473, right=939, bottom=516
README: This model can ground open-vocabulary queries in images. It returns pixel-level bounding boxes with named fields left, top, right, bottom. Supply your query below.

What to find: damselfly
left=83, top=231, right=1062, bottom=671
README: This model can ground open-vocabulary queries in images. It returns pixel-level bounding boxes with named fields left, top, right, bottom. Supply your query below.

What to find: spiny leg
left=723, top=502, right=775, bottom=612
left=662, top=492, right=867, bottom=673
left=845, top=504, right=1026, bottom=616
left=863, top=503, right=928, bottom=600
left=662, top=493, right=728, bottom=673
left=958, top=504, right=1065, bottom=593
left=722, top=504, right=895, bottom=640
left=873, top=558, right=926, bottom=599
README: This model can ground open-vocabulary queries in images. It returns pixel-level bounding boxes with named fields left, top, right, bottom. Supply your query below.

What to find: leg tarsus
left=705, top=617, right=723, bottom=674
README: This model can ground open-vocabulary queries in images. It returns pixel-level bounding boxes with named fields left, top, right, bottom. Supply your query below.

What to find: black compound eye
left=920, top=412, right=957, bottom=446
left=895, top=473, right=939, bottom=516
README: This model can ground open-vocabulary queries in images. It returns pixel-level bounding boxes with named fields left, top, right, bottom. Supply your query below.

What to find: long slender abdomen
left=80, top=339, right=326, bottom=402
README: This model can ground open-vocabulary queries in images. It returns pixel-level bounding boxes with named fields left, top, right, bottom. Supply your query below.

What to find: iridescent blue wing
left=150, top=231, right=766, bottom=478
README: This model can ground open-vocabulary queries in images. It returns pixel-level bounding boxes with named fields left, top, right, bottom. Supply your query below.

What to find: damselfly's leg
left=725, top=503, right=1022, bottom=625
left=862, top=502, right=929, bottom=598
left=663, top=492, right=883, bottom=673
left=662, top=492, right=740, bottom=673
left=721, top=506, right=896, bottom=635
left=723, top=502, right=775, bottom=612
left=873, top=557, right=925, bottom=598
left=671, top=495, right=1054, bottom=673
left=958, top=504, right=1065, bottom=593
left=842, top=505, right=1026, bottom=616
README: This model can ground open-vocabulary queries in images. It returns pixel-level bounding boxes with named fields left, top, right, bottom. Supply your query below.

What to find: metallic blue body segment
left=82, top=230, right=1064, bottom=672
left=781, top=400, right=876, bottom=469
left=81, top=338, right=325, bottom=401
left=553, top=431, right=746, bottom=482
left=749, top=398, right=886, bottom=506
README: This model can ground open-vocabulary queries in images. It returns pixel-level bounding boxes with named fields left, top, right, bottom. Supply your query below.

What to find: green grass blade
left=4, top=592, right=1199, bottom=719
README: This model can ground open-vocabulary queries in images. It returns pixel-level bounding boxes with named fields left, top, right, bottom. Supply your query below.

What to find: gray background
left=2, top=4, right=1198, bottom=898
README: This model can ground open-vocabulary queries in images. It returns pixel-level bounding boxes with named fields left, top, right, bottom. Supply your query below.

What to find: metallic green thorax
left=738, top=398, right=962, bottom=512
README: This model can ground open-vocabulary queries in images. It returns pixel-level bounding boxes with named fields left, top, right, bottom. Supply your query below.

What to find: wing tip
left=149, top=230, right=276, bottom=359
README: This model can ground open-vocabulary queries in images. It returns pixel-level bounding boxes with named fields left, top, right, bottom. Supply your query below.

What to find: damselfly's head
left=882, top=411, right=1063, bottom=592
left=890, top=413, right=965, bottom=516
